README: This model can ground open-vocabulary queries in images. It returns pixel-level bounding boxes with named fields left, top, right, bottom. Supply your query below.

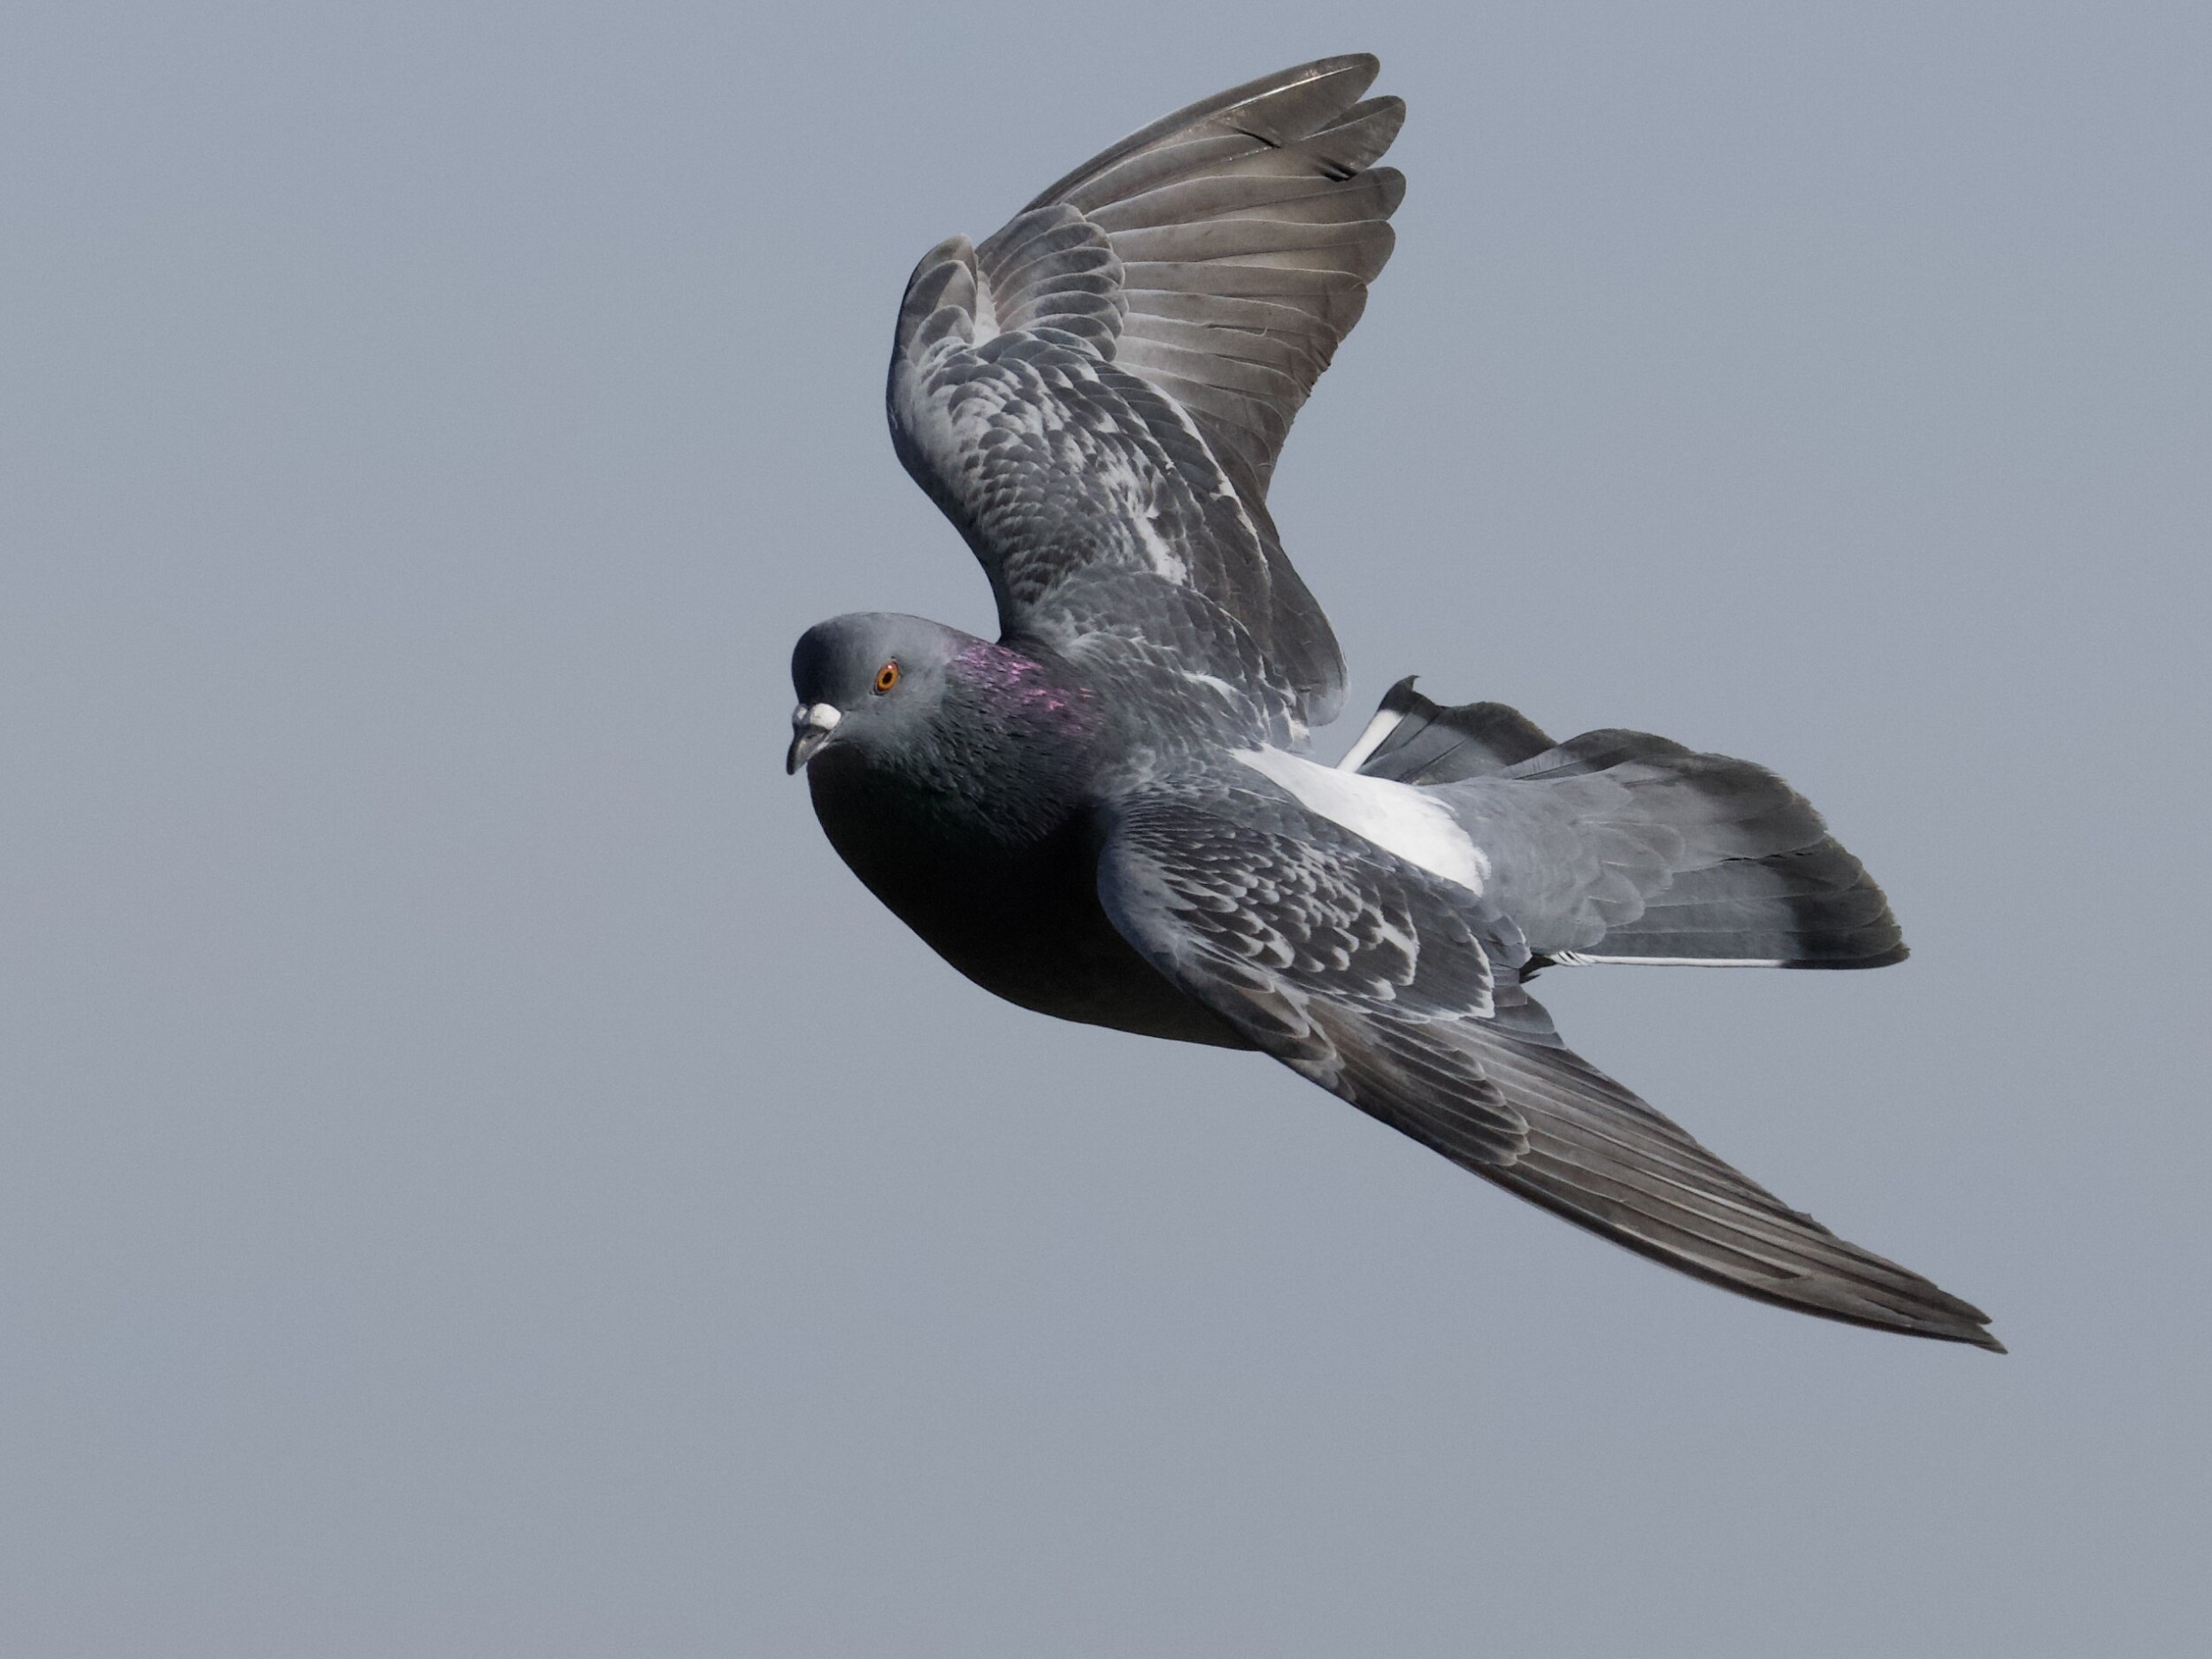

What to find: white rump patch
left=1233, top=748, right=1490, bottom=895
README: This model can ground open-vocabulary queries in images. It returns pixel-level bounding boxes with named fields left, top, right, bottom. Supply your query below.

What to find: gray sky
left=4, top=3, right=2207, bottom=1654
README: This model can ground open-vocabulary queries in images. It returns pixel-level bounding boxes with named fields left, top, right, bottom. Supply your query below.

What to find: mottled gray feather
left=888, top=55, right=1405, bottom=735
left=1095, top=781, right=1997, bottom=1348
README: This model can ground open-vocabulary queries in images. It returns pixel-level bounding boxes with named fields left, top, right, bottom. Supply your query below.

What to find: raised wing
left=888, top=56, right=1405, bottom=739
left=1095, top=781, right=2001, bottom=1348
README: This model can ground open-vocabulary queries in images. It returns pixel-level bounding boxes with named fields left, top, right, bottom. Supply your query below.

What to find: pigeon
left=787, top=54, right=2000, bottom=1350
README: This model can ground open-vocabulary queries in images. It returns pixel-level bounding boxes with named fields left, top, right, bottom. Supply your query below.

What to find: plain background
left=4, top=3, right=2207, bottom=1654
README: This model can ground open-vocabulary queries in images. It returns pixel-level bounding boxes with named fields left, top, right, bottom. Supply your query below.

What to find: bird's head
left=786, top=613, right=977, bottom=774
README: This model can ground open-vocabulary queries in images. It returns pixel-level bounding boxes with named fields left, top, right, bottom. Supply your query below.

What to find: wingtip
left=1930, top=1299, right=2005, bottom=1352
left=1293, top=51, right=1381, bottom=82
left=1955, top=1314, right=2008, bottom=1353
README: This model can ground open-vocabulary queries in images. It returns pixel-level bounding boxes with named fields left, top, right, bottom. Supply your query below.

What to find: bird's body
left=787, top=57, right=2001, bottom=1348
left=803, top=632, right=1251, bottom=1048
left=810, top=756, right=1253, bottom=1048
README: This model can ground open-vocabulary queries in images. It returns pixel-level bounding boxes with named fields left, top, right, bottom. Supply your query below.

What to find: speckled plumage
left=787, top=58, right=1999, bottom=1349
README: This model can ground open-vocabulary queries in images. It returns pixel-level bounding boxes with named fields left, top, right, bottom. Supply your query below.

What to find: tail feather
left=1346, top=680, right=1907, bottom=970
left=1593, top=839, right=1906, bottom=968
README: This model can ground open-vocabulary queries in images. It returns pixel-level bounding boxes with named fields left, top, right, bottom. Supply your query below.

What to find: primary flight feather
left=787, top=54, right=1999, bottom=1350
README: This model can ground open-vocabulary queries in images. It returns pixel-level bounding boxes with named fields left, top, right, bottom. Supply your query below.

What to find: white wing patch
left=1233, top=747, right=1490, bottom=895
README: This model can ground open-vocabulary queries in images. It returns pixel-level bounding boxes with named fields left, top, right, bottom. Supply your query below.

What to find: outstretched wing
left=888, top=56, right=1404, bottom=739
left=1095, top=781, right=2001, bottom=1349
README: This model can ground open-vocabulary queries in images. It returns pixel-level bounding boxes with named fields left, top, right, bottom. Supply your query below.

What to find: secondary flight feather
left=789, top=55, right=2000, bottom=1351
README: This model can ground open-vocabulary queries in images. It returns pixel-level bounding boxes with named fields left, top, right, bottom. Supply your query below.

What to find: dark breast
left=806, top=751, right=1252, bottom=1050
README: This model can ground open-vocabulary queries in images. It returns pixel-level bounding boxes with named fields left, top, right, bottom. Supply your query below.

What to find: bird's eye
left=873, top=661, right=901, bottom=695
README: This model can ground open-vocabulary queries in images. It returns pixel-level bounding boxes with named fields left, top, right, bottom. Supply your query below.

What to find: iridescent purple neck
left=949, top=640, right=1098, bottom=737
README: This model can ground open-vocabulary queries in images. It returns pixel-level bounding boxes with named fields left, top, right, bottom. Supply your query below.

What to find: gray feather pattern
left=1098, top=781, right=1997, bottom=1348
left=889, top=56, right=1407, bottom=734
left=1026, top=58, right=1393, bottom=210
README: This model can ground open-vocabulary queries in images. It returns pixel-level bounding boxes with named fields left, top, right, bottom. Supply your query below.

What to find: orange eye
left=873, top=661, right=901, bottom=695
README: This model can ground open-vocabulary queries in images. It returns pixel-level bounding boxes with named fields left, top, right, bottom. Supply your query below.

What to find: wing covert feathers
left=890, top=58, right=1407, bottom=733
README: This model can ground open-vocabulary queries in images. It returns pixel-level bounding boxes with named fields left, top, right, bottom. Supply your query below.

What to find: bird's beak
left=786, top=703, right=841, bottom=774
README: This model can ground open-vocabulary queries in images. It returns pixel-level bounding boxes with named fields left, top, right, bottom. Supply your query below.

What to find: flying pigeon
left=787, top=55, right=2000, bottom=1349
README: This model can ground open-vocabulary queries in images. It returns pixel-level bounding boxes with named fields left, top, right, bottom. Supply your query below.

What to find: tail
left=1344, top=680, right=1907, bottom=970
